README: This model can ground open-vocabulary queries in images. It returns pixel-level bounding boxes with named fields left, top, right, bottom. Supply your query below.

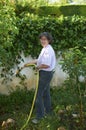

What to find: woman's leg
left=43, top=71, right=53, bottom=114
left=35, top=70, right=53, bottom=119
left=43, top=84, right=51, bottom=114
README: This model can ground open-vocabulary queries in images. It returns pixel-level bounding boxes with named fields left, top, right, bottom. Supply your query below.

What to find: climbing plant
left=0, top=4, right=19, bottom=77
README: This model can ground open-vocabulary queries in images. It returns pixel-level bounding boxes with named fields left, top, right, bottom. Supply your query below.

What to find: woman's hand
left=24, top=59, right=37, bottom=67
left=24, top=60, right=37, bottom=67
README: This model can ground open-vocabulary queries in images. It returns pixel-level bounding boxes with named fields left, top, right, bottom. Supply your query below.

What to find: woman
left=24, top=32, right=56, bottom=124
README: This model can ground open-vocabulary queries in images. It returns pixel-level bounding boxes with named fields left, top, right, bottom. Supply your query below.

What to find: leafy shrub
left=60, top=47, right=86, bottom=129
left=15, top=2, right=36, bottom=17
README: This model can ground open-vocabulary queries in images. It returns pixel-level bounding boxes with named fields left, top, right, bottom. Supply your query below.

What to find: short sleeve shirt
left=37, top=44, right=56, bottom=71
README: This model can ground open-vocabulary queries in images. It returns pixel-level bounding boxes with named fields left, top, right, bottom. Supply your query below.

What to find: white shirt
left=37, top=44, right=56, bottom=71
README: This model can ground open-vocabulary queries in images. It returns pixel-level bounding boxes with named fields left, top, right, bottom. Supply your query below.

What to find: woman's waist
left=39, top=69, right=55, bottom=73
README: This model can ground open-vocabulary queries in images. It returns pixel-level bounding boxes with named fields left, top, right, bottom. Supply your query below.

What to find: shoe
left=32, top=118, right=39, bottom=124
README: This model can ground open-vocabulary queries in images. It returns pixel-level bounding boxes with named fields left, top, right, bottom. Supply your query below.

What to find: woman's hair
left=39, top=32, right=53, bottom=44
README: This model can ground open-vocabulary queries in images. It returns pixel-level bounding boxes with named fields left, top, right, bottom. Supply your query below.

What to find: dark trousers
left=35, top=70, right=53, bottom=119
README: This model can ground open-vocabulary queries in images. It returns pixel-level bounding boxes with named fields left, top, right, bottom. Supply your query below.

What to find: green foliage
left=0, top=1, right=86, bottom=79
left=36, top=5, right=86, bottom=17
left=16, top=0, right=48, bottom=7
left=60, top=5, right=86, bottom=16
left=14, top=4, right=86, bottom=17
left=16, top=15, right=86, bottom=57
left=0, top=87, right=86, bottom=130
left=1, top=1, right=86, bottom=17
left=60, top=47, right=86, bottom=128
left=61, top=47, right=86, bottom=77
left=15, top=1, right=36, bottom=16
left=0, top=88, right=34, bottom=111
left=0, top=4, right=19, bottom=77
left=13, top=1, right=86, bottom=17
left=38, top=5, right=62, bottom=17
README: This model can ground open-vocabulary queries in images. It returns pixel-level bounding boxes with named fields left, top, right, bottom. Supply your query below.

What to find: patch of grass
left=0, top=87, right=86, bottom=130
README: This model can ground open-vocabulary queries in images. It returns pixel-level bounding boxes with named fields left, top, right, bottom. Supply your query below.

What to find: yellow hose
left=15, top=64, right=39, bottom=130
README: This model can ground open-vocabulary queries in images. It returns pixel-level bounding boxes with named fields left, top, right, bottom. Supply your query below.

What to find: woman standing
left=24, top=32, right=56, bottom=124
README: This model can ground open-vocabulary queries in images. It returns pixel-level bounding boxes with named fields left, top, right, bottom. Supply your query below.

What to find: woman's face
left=40, top=36, right=49, bottom=47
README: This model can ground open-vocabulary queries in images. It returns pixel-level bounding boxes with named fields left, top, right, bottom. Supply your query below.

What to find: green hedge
left=37, top=6, right=62, bottom=17
left=38, top=5, right=86, bottom=16
left=15, top=4, right=86, bottom=17
left=16, top=15, right=86, bottom=58
left=0, top=1, right=86, bottom=17
left=15, top=3, right=86, bottom=17
left=60, top=5, right=86, bottom=16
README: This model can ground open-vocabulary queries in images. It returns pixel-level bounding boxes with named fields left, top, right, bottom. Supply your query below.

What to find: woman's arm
left=37, top=64, right=50, bottom=69
left=24, top=59, right=37, bottom=67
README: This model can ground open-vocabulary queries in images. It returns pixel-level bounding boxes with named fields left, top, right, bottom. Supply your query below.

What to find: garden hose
left=15, top=64, right=39, bottom=130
